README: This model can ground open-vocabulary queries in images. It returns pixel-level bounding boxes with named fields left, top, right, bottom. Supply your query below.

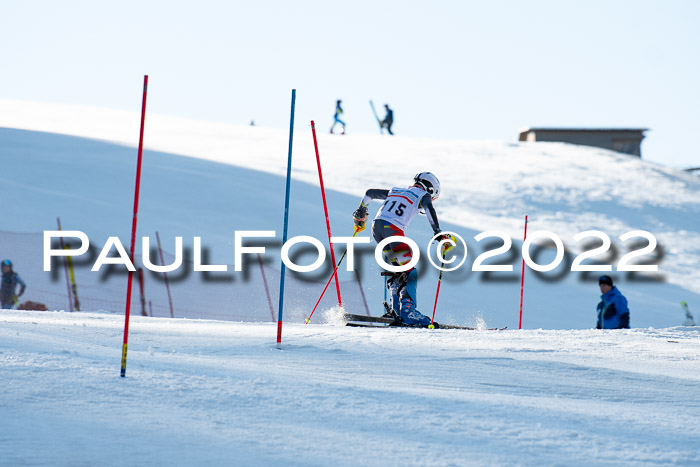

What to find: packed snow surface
left=2, top=310, right=699, bottom=466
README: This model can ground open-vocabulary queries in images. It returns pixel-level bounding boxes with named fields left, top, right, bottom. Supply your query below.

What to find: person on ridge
left=330, top=99, right=346, bottom=135
left=596, top=275, right=630, bottom=329
left=352, top=172, right=449, bottom=327
left=381, top=104, right=394, bottom=135
left=1, top=260, right=26, bottom=310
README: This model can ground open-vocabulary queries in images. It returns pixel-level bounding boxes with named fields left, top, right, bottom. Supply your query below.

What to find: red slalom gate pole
left=311, top=120, right=343, bottom=309
left=156, top=231, right=175, bottom=318
left=306, top=228, right=359, bottom=324
left=121, top=75, right=149, bottom=377
left=518, top=215, right=528, bottom=330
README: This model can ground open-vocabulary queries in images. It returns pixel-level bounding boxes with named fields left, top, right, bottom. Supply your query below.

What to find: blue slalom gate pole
left=277, top=89, right=296, bottom=348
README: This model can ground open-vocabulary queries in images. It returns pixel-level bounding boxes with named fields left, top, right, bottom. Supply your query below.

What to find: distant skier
left=381, top=104, right=394, bottom=135
left=596, top=275, right=630, bottom=329
left=330, top=99, right=346, bottom=135
left=1, top=260, right=26, bottom=309
left=352, top=172, right=449, bottom=327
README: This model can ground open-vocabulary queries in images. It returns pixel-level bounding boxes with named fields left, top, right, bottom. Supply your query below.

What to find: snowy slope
left=2, top=100, right=700, bottom=466
left=1, top=99, right=699, bottom=329
left=2, top=310, right=699, bottom=466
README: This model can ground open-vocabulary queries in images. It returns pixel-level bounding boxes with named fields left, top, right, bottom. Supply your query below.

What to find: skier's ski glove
left=434, top=233, right=457, bottom=255
left=353, top=206, right=368, bottom=232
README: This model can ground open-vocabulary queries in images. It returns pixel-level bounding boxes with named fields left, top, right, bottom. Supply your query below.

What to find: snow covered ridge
left=2, top=309, right=700, bottom=465
left=2, top=98, right=698, bottom=294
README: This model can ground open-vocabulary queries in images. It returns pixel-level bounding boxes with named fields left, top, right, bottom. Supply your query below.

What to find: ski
left=342, top=310, right=506, bottom=330
left=341, top=312, right=396, bottom=324
left=345, top=322, right=507, bottom=331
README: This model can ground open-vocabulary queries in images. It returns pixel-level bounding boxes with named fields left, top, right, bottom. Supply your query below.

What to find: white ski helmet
left=413, top=172, right=440, bottom=200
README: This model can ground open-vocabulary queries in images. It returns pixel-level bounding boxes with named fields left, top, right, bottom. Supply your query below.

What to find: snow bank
left=1, top=310, right=699, bottom=465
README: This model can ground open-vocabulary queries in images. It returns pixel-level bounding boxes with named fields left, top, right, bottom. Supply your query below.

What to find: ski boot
left=385, top=269, right=434, bottom=327
left=381, top=270, right=407, bottom=315
left=382, top=301, right=402, bottom=325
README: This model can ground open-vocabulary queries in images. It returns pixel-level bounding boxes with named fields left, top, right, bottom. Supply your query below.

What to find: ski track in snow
left=2, top=310, right=699, bottom=466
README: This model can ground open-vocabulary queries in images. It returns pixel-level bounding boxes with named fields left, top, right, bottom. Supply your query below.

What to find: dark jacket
left=1, top=271, right=26, bottom=304
left=383, top=107, right=393, bottom=125
left=596, top=286, right=630, bottom=329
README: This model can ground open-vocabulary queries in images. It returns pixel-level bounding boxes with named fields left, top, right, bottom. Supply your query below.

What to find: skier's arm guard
left=354, top=189, right=389, bottom=232
left=420, top=195, right=441, bottom=234
left=360, top=189, right=389, bottom=207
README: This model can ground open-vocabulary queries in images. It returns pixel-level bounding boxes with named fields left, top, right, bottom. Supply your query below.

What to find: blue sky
left=2, top=0, right=698, bottom=167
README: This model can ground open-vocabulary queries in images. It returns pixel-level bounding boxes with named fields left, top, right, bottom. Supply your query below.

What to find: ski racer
left=352, top=172, right=449, bottom=327
left=596, top=275, right=630, bottom=329
left=1, top=260, right=26, bottom=309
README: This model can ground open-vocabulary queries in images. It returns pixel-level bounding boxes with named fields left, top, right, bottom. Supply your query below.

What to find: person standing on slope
left=596, top=275, right=630, bottom=329
left=1, top=260, right=26, bottom=310
left=381, top=104, right=394, bottom=135
left=330, top=99, right=346, bottom=135
left=352, top=172, right=449, bottom=327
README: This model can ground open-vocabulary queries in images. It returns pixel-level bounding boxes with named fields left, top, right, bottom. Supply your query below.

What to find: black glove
left=434, top=232, right=450, bottom=243
left=433, top=232, right=456, bottom=254
left=353, top=206, right=368, bottom=232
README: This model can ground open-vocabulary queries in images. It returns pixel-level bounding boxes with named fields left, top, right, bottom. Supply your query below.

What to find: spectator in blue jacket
left=596, top=275, right=630, bottom=329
